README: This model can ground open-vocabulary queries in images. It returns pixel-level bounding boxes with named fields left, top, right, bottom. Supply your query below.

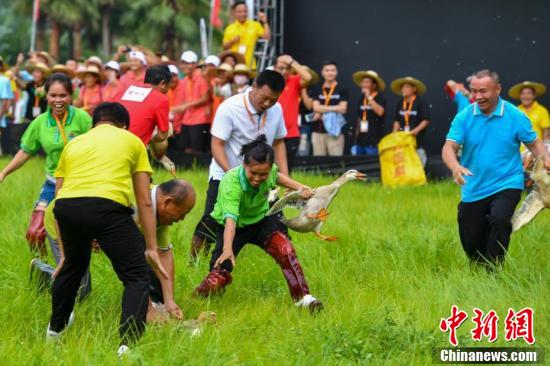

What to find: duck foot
left=314, top=232, right=337, bottom=242
left=307, top=208, right=330, bottom=221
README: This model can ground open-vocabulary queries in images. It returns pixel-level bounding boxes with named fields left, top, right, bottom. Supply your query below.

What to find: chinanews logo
left=433, top=305, right=544, bottom=365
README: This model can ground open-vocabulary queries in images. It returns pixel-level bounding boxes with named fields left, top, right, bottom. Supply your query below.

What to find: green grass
left=0, top=157, right=547, bottom=365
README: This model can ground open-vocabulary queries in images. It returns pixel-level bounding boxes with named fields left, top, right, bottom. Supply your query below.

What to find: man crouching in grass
left=47, top=102, right=168, bottom=356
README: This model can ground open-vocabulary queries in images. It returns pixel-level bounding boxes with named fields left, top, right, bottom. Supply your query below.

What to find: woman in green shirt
left=194, top=135, right=324, bottom=312
left=0, top=73, right=92, bottom=254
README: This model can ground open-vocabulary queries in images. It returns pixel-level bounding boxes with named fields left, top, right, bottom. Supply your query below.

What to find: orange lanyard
left=322, top=83, right=337, bottom=106
left=54, top=112, right=69, bottom=145
left=243, top=94, right=267, bottom=131
left=362, top=91, right=378, bottom=121
left=402, top=95, right=416, bottom=126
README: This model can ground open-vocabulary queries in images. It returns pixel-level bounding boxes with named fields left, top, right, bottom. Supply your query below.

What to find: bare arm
left=525, top=139, right=550, bottom=167
left=211, top=136, right=230, bottom=172
left=410, top=119, right=430, bottom=136
left=276, top=172, right=309, bottom=191
left=258, top=12, right=271, bottom=40
left=442, top=140, right=473, bottom=185
left=543, top=128, right=550, bottom=140
left=273, top=138, right=288, bottom=176
left=301, top=88, right=313, bottom=110
left=369, top=98, right=385, bottom=117
left=0, top=150, right=32, bottom=183
left=151, top=130, right=168, bottom=143
left=313, top=101, right=347, bottom=114
left=157, top=249, right=182, bottom=319
left=393, top=121, right=401, bottom=132
left=133, top=171, right=168, bottom=279
left=171, top=90, right=210, bottom=114
left=55, top=177, right=64, bottom=196
left=213, top=218, right=237, bottom=269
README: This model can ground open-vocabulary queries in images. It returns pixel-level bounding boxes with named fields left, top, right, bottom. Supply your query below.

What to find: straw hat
left=218, top=50, right=245, bottom=65
left=51, top=64, right=75, bottom=78
left=233, top=64, right=256, bottom=78
left=390, top=76, right=427, bottom=96
left=26, top=62, right=51, bottom=75
left=352, top=70, right=386, bottom=92
left=77, top=65, right=103, bottom=83
left=508, top=81, right=546, bottom=100
left=218, top=63, right=233, bottom=75
left=36, top=51, right=55, bottom=66
left=85, top=56, right=103, bottom=69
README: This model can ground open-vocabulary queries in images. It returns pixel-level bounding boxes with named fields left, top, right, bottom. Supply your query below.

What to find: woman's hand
left=299, top=186, right=314, bottom=199
left=214, top=249, right=235, bottom=269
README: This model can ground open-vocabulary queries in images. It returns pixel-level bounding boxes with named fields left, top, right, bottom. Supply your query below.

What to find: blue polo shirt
left=454, top=92, right=471, bottom=113
left=446, top=98, right=537, bottom=202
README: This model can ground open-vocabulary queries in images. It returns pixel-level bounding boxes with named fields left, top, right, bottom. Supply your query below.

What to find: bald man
left=31, top=179, right=196, bottom=320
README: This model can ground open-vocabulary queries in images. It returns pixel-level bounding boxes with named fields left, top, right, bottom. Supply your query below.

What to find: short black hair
left=92, top=102, right=130, bottom=129
left=158, top=179, right=192, bottom=205
left=322, top=60, right=338, bottom=69
left=144, top=65, right=172, bottom=86
left=255, top=70, right=285, bottom=93
left=45, top=73, right=73, bottom=96
left=240, top=134, right=274, bottom=165
left=232, top=1, right=247, bottom=10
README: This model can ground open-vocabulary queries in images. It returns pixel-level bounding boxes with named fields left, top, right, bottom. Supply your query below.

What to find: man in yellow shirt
left=509, top=81, right=550, bottom=140
left=46, top=102, right=167, bottom=356
left=222, top=1, right=271, bottom=69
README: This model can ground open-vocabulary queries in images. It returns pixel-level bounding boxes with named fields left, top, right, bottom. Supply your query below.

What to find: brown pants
left=312, top=132, right=344, bottom=156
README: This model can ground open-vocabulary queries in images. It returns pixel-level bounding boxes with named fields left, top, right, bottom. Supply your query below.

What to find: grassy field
left=0, top=157, right=547, bottom=365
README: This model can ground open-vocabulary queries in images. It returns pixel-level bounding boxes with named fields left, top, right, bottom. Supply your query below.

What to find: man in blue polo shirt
left=442, top=69, right=550, bottom=267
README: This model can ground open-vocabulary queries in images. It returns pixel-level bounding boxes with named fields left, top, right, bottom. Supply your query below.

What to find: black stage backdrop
left=283, top=0, right=550, bottom=155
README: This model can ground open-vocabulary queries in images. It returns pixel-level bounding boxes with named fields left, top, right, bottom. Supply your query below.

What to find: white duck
left=267, top=170, right=366, bottom=241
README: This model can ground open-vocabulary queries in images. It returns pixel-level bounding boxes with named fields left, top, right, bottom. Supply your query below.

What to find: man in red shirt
left=117, top=51, right=148, bottom=94
left=274, top=55, right=312, bottom=173
left=171, top=51, right=211, bottom=154
left=113, top=65, right=171, bottom=155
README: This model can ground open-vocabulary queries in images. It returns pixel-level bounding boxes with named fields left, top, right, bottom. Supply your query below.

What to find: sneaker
left=117, top=345, right=130, bottom=357
left=295, top=294, right=324, bottom=314
left=45, top=311, right=75, bottom=341
left=30, top=258, right=54, bottom=293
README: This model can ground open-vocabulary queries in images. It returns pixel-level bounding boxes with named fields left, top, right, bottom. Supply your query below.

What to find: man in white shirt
left=189, top=70, right=288, bottom=261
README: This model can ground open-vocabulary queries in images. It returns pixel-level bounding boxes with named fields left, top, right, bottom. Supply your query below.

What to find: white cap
left=180, top=51, right=198, bottom=63
left=204, top=55, right=221, bottom=67
left=105, top=60, right=120, bottom=72
left=168, top=65, right=179, bottom=75
left=128, top=51, right=147, bottom=66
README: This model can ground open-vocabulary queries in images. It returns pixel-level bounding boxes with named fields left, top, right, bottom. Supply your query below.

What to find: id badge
left=360, top=120, right=369, bottom=133
left=238, top=45, right=247, bottom=54
left=32, top=106, right=41, bottom=118
left=404, top=125, right=410, bottom=132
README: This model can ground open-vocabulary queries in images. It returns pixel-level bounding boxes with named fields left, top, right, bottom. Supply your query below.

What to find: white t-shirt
left=208, top=88, right=287, bottom=180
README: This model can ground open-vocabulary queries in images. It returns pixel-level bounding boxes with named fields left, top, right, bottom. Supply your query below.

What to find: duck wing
left=512, top=190, right=545, bottom=232
left=266, top=190, right=307, bottom=216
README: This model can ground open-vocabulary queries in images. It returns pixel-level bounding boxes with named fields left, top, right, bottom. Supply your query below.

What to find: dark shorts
left=179, top=123, right=210, bottom=152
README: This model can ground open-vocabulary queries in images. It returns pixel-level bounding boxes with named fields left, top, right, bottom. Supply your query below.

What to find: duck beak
left=354, top=172, right=367, bottom=180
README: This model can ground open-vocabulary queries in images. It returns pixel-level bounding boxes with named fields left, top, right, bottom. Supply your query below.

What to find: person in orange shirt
left=202, top=55, right=224, bottom=124
left=117, top=51, right=148, bottom=94
left=102, top=61, right=121, bottom=101
left=171, top=51, right=211, bottom=154
left=166, top=64, right=185, bottom=135
left=74, top=65, right=104, bottom=116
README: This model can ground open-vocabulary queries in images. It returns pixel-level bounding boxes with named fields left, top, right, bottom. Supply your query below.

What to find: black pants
left=210, top=215, right=288, bottom=272
left=284, top=137, right=300, bottom=174
left=178, top=123, right=211, bottom=153
left=193, top=179, right=221, bottom=243
left=51, top=198, right=151, bottom=345
left=457, top=189, right=521, bottom=266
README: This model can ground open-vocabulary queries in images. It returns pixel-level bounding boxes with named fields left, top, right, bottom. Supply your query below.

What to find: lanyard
left=323, top=83, right=337, bottom=106
left=54, top=112, right=69, bottom=145
left=402, top=95, right=416, bottom=126
left=168, top=89, right=174, bottom=108
left=243, top=94, right=267, bottom=131
left=362, top=91, right=378, bottom=121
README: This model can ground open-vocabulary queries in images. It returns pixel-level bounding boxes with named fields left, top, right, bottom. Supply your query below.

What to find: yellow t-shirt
left=54, top=124, right=153, bottom=207
left=518, top=101, right=550, bottom=140
left=222, top=19, right=264, bottom=69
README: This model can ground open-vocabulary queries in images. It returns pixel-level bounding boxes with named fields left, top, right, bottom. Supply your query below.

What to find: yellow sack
left=378, top=132, right=427, bottom=187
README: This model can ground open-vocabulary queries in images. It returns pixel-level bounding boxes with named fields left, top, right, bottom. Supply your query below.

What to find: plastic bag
left=378, top=132, right=427, bottom=187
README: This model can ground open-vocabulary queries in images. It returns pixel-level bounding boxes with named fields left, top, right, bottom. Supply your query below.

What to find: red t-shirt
left=178, top=69, right=211, bottom=126
left=278, top=74, right=301, bottom=138
left=113, top=84, right=169, bottom=145
left=168, top=79, right=186, bottom=134
left=117, top=70, right=146, bottom=95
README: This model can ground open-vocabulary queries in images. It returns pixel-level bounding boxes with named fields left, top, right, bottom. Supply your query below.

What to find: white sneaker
left=117, top=345, right=130, bottom=357
left=45, top=311, right=75, bottom=340
left=295, top=295, right=324, bottom=313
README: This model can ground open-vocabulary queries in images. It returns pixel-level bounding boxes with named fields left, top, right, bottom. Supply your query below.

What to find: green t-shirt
left=211, top=164, right=278, bottom=228
left=20, top=106, right=92, bottom=177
